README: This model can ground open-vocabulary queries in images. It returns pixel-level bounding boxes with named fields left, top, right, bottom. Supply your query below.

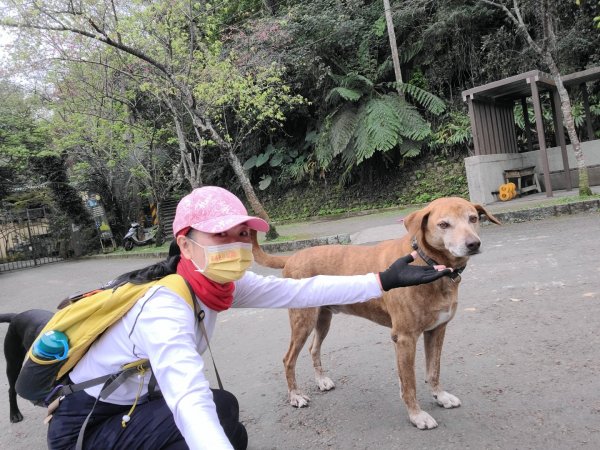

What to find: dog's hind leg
left=424, top=325, right=461, bottom=409
left=284, top=308, right=319, bottom=407
left=4, top=325, right=25, bottom=423
left=309, top=307, right=335, bottom=391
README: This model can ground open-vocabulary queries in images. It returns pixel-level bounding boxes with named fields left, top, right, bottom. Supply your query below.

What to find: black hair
left=105, top=240, right=182, bottom=288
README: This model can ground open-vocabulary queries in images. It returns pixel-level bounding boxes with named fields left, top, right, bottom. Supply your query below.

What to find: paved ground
left=0, top=207, right=599, bottom=449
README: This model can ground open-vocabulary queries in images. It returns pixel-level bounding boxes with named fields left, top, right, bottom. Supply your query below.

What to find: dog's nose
left=466, top=239, right=481, bottom=252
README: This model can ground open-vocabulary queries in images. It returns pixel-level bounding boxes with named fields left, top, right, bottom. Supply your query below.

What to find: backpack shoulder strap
left=154, top=274, right=195, bottom=311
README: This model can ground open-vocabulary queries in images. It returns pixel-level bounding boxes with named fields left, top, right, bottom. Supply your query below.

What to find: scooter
left=123, top=222, right=158, bottom=251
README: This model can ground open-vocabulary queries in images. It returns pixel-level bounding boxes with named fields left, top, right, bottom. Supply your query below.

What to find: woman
left=47, top=186, right=451, bottom=450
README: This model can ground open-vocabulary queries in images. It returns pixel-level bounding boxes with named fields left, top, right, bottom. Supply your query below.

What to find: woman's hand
left=378, top=251, right=452, bottom=291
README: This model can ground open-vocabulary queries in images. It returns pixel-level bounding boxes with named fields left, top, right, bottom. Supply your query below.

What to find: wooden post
left=467, top=95, right=481, bottom=155
left=529, top=78, right=553, bottom=197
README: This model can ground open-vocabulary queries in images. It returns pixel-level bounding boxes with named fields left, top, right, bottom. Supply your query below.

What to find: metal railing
left=0, top=207, right=63, bottom=273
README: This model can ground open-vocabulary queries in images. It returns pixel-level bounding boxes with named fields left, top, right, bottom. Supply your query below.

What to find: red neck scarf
left=176, top=257, right=235, bottom=312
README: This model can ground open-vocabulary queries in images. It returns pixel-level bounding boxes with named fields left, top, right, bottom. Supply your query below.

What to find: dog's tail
left=251, top=230, right=290, bottom=270
left=0, top=313, right=16, bottom=324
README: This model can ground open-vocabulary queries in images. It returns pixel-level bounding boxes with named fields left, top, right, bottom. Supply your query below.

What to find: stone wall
left=464, top=139, right=600, bottom=204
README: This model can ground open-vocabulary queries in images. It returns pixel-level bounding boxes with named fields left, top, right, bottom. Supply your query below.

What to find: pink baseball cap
left=172, top=186, right=269, bottom=236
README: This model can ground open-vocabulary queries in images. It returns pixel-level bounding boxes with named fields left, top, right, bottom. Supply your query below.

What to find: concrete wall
left=465, top=139, right=600, bottom=204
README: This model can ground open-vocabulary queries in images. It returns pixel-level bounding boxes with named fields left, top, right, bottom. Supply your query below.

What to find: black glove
left=378, top=253, right=452, bottom=291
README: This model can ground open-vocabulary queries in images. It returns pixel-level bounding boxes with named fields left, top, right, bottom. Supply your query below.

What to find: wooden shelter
left=462, top=67, right=600, bottom=202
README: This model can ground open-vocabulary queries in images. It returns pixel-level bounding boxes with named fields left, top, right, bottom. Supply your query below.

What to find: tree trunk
left=155, top=200, right=164, bottom=246
left=194, top=112, right=280, bottom=239
left=225, top=147, right=279, bottom=240
left=544, top=56, right=592, bottom=196
left=383, top=0, right=404, bottom=98
left=173, top=113, right=202, bottom=188
left=483, top=0, right=593, bottom=196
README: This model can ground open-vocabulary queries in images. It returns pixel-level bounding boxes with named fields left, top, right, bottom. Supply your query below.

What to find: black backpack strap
left=54, top=360, right=150, bottom=401
left=74, top=377, right=113, bottom=450
left=183, top=279, right=224, bottom=390
left=198, top=314, right=224, bottom=390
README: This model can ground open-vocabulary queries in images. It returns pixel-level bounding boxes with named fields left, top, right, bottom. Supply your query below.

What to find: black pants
left=47, top=388, right=248, bottom=450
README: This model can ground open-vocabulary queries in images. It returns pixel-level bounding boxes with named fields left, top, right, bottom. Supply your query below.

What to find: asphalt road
left=1, top=211, right=599, bottom=449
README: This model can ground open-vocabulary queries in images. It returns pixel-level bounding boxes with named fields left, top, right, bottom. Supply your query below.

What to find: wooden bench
left=503, top=166, right=541, bottom=196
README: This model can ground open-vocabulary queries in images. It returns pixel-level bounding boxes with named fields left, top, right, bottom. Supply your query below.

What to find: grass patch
left=260, top=234, right=303, bottom=243
left=500, top=194, right=600, bottom=212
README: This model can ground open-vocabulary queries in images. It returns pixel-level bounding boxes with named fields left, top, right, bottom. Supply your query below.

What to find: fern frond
left=354, top=96, right=401, bottom=164
left=325, top=87, right=362, bottom=105
left=399, top=140, right=422, bottom=158
left=376, top=58, right=394, bottom=80
left=330, top=106, right=360, bottom=157
left=398, top=41, right=424, bottom=64
left=314, top=118, right=334, bottom=168
left=397, top=83, right=446, bottom=115
left=385, top=94, right=432, bottom=141
left=340, top=72, right=374, bottom=92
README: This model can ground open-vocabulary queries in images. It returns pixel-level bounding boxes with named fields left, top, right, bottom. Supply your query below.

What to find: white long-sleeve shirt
left=69, top=271, right=383, bottom=449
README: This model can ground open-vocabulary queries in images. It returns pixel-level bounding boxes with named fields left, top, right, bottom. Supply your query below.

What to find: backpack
left=17, top=274, right=195, bottom=406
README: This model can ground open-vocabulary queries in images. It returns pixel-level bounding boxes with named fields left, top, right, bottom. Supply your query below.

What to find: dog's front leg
left=392, top=331, right=437, bottom=430
left=424, top=325, right=461, bottom=409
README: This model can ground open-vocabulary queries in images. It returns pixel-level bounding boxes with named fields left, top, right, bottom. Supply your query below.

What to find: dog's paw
left=289, top=390, right=310, bottom=408
left=10, top=411, right=24, bottom=423
left=410, top=411, right=438, bottom=430
left=433, top=391, right=461, bottom=409
left=316, top=375, right=335, bottom=391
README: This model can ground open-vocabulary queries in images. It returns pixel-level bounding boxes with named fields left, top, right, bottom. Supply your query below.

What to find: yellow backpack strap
left=155, top=274, right=195, bottom=310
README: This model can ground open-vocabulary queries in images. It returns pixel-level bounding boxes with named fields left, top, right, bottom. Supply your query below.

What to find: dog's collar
left=411, top=237, right=465, bottom=282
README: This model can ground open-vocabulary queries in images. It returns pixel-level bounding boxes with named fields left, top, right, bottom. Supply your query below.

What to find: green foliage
left=3, top=0, right=600, bottom=225
left=394, top=83, right=446, bottom=116
left=193, top=54, right=306, bottom=144
left=243, top=144, right=303, bottom=190
left=313, top=71, right=444, bottom=183
left=0, top=81, right=96, bottom=251
left=260, top=155, right=468, bottom=222
left=0, top=81, right=47, bottom=188
left=430, top=110, right=472, bottom=154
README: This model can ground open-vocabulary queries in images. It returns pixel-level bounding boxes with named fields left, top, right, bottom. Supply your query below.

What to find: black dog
left=0, top=309, right=53, bottom=423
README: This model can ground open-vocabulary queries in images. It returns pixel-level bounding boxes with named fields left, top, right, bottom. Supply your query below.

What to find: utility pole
left=383, top=0, right=404, bottom=98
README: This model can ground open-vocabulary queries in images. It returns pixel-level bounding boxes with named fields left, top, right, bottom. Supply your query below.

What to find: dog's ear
left=402, top=207, right=430, bottom=235
left=473, top=204, right=502, bottom=225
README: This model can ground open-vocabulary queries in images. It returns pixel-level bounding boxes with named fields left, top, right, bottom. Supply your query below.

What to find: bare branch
left=481, top=0, right=543, bottom=55
left=0, top=20, right=172, bottom=78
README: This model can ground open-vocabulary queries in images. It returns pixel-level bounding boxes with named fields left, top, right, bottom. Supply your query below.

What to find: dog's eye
left=469, top=216, right=478, bottom=223
left=438, top=221, right=449, bottom=229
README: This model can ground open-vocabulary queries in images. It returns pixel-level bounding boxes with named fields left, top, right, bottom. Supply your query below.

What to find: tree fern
left=386, top=94, right=432, bottom=141
left=314, top=70, right=441, bottom=180
left=325, top=87, right=362, bottom=105
left=354, top=96, right=402, bottom=164
left=314, top=117, right=334, bottom=168
left=399, top=41, right=424, bottom=65
left=399, top=140, right=422, bottom=158
left=330, top=106, right=360, bottom=158
left=396, top=83, right=446, bottom=115
left=375, top=58, right=394, bottom=80
left=338, top=72, right=374, bottom=92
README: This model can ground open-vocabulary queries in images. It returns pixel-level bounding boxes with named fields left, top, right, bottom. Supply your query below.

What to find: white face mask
left=187, top=239, right=253, bottom=283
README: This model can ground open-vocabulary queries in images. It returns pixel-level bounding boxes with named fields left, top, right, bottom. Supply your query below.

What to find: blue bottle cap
left=34, top=330, right=69, bottom=361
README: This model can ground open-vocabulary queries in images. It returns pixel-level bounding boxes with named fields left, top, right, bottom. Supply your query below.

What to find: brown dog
left=251, top=197, right=501, bottom=429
